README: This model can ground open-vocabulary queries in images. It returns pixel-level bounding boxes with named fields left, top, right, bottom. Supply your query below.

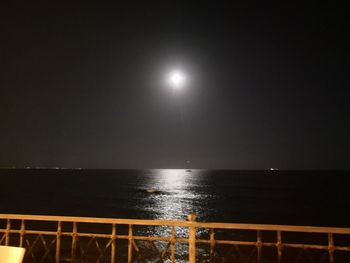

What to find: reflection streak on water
left=147, top=169, right=194, bottom=220
left=144, top=169, right=194, bottom=220
left=137, top=169, right=208, bottom=243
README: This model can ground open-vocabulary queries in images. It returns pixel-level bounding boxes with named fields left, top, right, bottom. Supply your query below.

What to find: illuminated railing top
left=2, top=213, right=350, bottom=234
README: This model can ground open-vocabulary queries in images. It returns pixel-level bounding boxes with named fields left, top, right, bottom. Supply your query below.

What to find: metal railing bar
left=188, top=214, right=196, bottom=263
left=332, top=246, right=350, bottom=251
left=127, top=224, right=132, bottom=263
left=1, top=229, right=178, bottom=241
left=195, top=240, right=271, bottom=247
left=0, top=229, right=61, bottom=236
left=328, top=233, right=334, bottom=263
left=2, top=229, right=350, bottom=252
left=2, top=214, right=350, bottom=234
left=111, top=223, right=116, bottom=263
left=39, top=238, right=56, bottom=262
left=195, top=239, right=350, bottom=252
left=0, top=214, right=190, bottom=227
left=2, top=214, right=350, bottom=263
left=195, top=223, right=350, bottom=234
left=19, top=220, right=25, bottom=247
left=0, top=229, right=124, bottom=239
left=5, top=219, right=10, bottom=246
left=71, top=222, right=77, bottom=263
left=3, top=228, right=350, bottom=252
left=257, top=230, right=262, bottom=263
left=282, top=243, right=329, bottom=250
left=277, top=231, right=282, bottom=263
left=0, top=233, right=5, bottom=244
left=55, top=221, right=61, bottom=263
left=171, top=226, right=175, bottom=263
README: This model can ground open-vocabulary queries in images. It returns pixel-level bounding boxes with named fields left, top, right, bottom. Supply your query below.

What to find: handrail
left=1, top=213, right=350, bottom=234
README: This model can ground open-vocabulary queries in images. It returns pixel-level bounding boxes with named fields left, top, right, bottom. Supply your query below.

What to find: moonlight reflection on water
left=137, top=169, right=209, bottom=254
left=141, top=169, right=199, bottom=221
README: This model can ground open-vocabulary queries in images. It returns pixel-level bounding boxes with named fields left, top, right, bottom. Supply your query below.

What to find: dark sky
left=1, top=2, right=349, bottom=169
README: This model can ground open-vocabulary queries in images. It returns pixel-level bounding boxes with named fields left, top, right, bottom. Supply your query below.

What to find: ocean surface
left=1, top=169, right=350, bottom=227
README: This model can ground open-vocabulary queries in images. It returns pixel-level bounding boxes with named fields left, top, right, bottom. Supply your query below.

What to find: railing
left=1, top=214, right=350, bottom=262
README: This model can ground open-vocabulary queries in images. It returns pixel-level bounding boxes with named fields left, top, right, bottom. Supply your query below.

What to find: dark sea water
left=1, top=169, right=350, bottom=227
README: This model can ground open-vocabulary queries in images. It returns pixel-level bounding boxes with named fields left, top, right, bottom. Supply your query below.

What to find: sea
left=0, top=169, right=350, bottom=227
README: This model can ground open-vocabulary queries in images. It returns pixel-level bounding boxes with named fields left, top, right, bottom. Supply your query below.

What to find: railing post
left=171, top=226, right=175, bottom=263
left=257, top=230, right=262, bottom=263
left=56, top=221, right=62, bottom=263
left=277, top=231, right=282, bottom=263
left=5, top=219, right=11, bottom=246
left=71, top=222, right=77, bottom=262
left=128, top=224, right=133, bottom=263
left=210, top=228, right=215, bottom=260
left=111, top=224, right=116, bottom=263
left=19, top=220, right=25, bottom=247
left=188, top=214, right=196, bottom=263
left=328, top=233, right=334, bottom=263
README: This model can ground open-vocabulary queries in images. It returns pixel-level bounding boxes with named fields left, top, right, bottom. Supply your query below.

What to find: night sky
left=1, top=2, right=349, bottom=169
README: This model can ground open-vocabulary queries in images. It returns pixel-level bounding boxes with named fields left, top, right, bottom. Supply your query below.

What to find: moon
left=167, top=70, right=186, bottom=89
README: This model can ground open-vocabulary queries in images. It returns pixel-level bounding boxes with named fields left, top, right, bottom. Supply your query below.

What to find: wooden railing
left=1, top=213, right=350, bottom=262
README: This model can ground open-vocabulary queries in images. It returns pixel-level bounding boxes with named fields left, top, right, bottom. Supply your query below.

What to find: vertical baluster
left=257, top=230, right=262, bottom=263
left=210, top=228, right=215, bottom=260
left=128, top=224, right=133, bottom=263
left=5, top=219, right=10, bottom=246
left=171, top=226, right=175, bottom=263
left=71, top=222, right=77, bottom=263
left=56, top=221, right=62, bottom=263
left=188, top=214, right=196, bottom=263
left=111, top=224, right=116, bottom=263
left=277, top=231, right=282, bottom=263
left=328, top=233, right=334, bottom=263
left=19, top=220, right=25, bottom=247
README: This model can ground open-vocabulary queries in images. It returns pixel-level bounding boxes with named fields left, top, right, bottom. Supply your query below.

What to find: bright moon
left=168, top=70, right=186, bottom=89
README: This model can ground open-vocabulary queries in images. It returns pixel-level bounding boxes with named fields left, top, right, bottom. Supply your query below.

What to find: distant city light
left=167, top=70, right=186, bottom=89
